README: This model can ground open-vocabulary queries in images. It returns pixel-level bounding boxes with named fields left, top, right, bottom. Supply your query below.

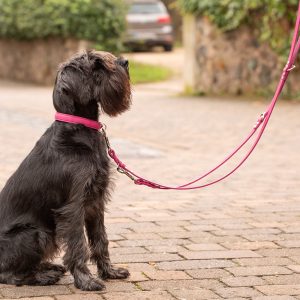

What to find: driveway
left=125, top=48, right=184, bottom=76
left=0, top=78, right=300, bottom=299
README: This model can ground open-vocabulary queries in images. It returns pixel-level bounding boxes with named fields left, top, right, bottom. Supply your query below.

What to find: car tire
left=163, top=44, right=173, bottom=52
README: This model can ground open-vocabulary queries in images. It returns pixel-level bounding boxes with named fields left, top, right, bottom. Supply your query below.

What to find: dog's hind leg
left=0, top=224, right=63, bottom=286
left=56, top=199, right=105, bottom=291
left=0, top=266, right=64, bottom=286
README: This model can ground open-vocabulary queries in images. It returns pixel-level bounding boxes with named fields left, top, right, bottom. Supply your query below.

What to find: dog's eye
left=62, top=87, right=69, bottom=95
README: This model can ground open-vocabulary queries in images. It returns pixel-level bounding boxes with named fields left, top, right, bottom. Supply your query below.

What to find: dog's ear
left=53, top=56, right=93, bottom=113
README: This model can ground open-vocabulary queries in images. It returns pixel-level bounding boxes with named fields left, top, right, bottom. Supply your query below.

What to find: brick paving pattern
left=0, top=78, right=300, bottom=299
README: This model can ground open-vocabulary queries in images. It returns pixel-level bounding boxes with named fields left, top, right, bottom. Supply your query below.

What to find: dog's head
left=53, top=51, right=131, bottom=119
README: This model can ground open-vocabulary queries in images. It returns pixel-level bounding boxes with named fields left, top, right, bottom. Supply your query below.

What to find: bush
left=0, top=0, right=127, bottom=52
left=178, top=0, right=299, bottom=59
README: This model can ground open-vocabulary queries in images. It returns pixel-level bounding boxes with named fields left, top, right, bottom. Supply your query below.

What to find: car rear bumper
left=125, top=27, right=173, bottom=47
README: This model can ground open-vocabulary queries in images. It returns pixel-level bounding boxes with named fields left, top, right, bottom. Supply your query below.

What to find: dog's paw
left=39, top=263, right=66, bottom=274
left=75, top=277, right=105, bottom=291
left=51, top=264, right=66, bottom=274
left=101, top=267, right=130, bottom=280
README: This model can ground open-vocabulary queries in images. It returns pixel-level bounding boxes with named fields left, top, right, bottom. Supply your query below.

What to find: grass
left=129, top=60, right=172, bottom=84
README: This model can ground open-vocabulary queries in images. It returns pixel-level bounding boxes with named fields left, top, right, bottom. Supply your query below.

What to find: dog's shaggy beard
left=0, top=50, right=131, bottom=291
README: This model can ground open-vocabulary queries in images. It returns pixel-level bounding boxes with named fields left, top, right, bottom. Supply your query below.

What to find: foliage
left=178, top=0, right=299, bottom=58
left=129, top=61, right=172, bottom=84
left=0, top=0, right=127, bottom=52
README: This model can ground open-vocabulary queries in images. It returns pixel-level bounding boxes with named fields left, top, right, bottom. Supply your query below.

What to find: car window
left=129, top=2, right=166, bottom=14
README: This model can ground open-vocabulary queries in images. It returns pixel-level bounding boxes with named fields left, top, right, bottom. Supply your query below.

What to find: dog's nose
left=123, top=59, right=129, bottom=68
left=118, top=58, right=129, bottom=69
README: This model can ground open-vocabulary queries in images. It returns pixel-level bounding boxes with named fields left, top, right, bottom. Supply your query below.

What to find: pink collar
left=55, top=112, right=102, bottom=130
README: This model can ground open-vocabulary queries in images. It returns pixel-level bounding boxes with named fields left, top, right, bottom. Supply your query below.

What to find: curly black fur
left=0, top=51, right=131, bottom=291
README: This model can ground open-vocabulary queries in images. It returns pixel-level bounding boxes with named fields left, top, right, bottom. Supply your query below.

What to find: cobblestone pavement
left=0, top=78, right=300, bottom=300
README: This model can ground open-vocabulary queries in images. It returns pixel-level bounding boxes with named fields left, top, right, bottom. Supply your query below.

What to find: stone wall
left=184, top=15, right=300, bottom=97
left=0, top=38, right=89, bottom=85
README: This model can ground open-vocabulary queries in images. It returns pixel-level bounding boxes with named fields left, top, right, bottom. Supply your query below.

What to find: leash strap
left=102, top=2, right=300, bottom=190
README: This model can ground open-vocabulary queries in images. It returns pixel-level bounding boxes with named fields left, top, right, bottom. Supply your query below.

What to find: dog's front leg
left=56, top=200, right=105, bottom=291
left=85, top=202, right=130, bottom=280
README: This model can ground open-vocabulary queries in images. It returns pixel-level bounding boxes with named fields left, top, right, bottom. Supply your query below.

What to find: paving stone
left=145, top=245, right=186, bottom=253
left=56, top=295, right=103, bottom=300
left=0, top=286, right=71, bottom=298
left=263, top=274, right=300, bottom=285
left=215, top=287, right=262, bottom=298
left=186, top=269, right=231, bottom=279
left=124, top=263, right=157, bottom=272
left=121, top=233, right=161, bottom=240
left=190, top=236, right=249, bottom=244
left=288, top=265, right=300, bottom=273
left=221, top=241, right=279, bottom=250
left=256, top=285, right=300, bottom=296
left=139, top=279, right=224, bottom=291
left=143, top=270, right=191, bottom=280
left=110, top=247, right=148, bottom=255
left=157, top=259, right=236, bottom=270
left=133, top=226, right=186, bottom=233
left=184, top=224, right=220, bottom=231
left=276, top=240, right=300, bottom=248
left=69, top=282, right=137, bottom=293
left=213, top=228, right=281, bottom=236
left=106, top=218, right=134, bottom=224
left=291, top=257, right=300, bottom=264
left=227, top=266, right=293, bottom=276
left=1, top=298, right=55, bottom=300
left=125, top=271, right=149, bottom=282
left=179, top=250, right=260, bottom=260
left=118, top=239, right=186, bottom=247
left=234, top=257, right=293, bottom=266
left=169, top=288, right=220, bottom=299
left=103, top=291, right=175, bottom=300
left=253, top=296, right=297, bottom=300
left=241, top=234, right=281, bottom=242
left=158, top=231, right=212, bottom=239
left=257, top=249, right=300, bottom=257
left=221, top=276, right=266, bottom=287
left=184, top=243, right=226, bottom=251
left=111, top=253, right=182, bottom=263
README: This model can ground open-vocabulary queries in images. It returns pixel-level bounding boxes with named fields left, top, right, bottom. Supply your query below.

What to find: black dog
left=0, top=51, right=131, bottom=291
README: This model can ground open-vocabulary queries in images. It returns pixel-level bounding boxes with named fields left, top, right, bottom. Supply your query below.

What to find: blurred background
left=0, top=0, right=299, bottom=97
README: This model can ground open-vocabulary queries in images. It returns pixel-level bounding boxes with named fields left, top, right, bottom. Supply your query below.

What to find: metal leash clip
left=117, top=166, right=135, bottom=181
left=100, top=124, right=111, bottom=150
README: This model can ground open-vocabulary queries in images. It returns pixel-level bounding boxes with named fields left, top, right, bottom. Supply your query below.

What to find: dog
left=0, top=50, right=131, bottom=291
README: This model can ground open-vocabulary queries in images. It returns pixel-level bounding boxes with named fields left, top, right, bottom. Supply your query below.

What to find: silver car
left=125, top=0, right=174, bottom=51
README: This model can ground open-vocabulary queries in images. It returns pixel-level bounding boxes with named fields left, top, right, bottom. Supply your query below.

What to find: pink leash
left=56, top=2, right=300, bottom=190
left=105, top=2, right=300, bottom=190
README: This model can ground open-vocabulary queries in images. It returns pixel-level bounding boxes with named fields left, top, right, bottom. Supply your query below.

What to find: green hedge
left=178, top=0, right=299, bottom=58
left=0, top=0, right=127, bottom=52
